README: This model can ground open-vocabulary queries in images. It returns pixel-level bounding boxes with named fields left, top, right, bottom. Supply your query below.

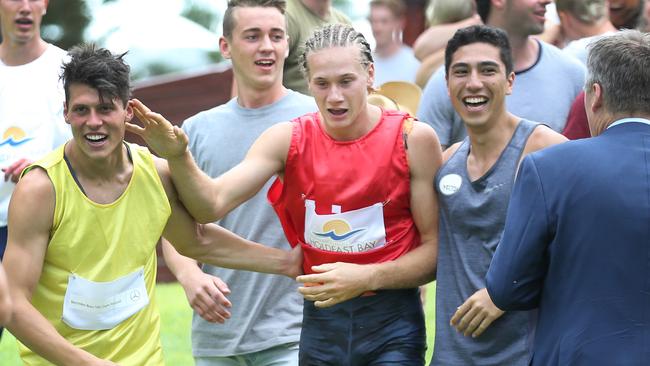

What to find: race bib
left=304, top=199, right=387, bottom=254
left=62, top=267, right=149, bottom=330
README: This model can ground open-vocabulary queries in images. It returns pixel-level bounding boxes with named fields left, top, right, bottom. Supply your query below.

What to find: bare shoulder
left=524, top=125, right=568, bottom=156
left=408, top=121, right=442, bottom=150
left=10, top=167, right=55, bottom=230
left=442, top=141, right=463, bottom=163
left=15, top=167, right=55, bottom=205
left=407, top=121, right=443, bottom=174
left=247, top=121, right=294, bottom=165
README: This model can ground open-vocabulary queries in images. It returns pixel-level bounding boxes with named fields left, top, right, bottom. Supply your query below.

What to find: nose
left=259, top=34, right=273, bottom=52
left=466, top=70, right=483, bottom=90
left=327, top=85, right=344, bottom=103
left=86, top=110, right=103, bottom=128
left=17, top=0, right=32, bottom=12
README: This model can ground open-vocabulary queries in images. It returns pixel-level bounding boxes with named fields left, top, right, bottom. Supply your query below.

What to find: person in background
left=609, top=0, right=644, bottom=29
left=369, top=0, right=420, bottom=85
left=0, top=0, right=71, bottom=340
left=161, top=0, right=316, bottom=365
left=283, top=0, right=350, bottom=95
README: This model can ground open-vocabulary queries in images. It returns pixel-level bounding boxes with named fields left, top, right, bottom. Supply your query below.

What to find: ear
left=43, top=0, right=49, bottom=15
left=367, top=63, right=375, bottom=89
left=588, top=82, right=603, bottom=114
left=284, top=36, right=290, bottom=59
left=124, top=100, right=134, bottom=122
left=505, top=71, right=515, bottom=95
left=63, top=102, right=69, bottom=124
left=219, top=37, right=231, bottom=60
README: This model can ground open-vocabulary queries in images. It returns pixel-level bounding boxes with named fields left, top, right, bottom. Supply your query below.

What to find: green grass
left=0, top=282, right=436, bottom=365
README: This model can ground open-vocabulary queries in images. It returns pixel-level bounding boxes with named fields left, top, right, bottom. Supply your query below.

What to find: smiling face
left=447, top=42, right=514, bottom=131
left=220, top=6, right=288, bottom=92
left=0, top=0, right=48, bottom=46
left=503, top=0, right=551, bottom=36
left=307, top=45, right=375, bottom=140
left=64, top=83, right=132, bottom=161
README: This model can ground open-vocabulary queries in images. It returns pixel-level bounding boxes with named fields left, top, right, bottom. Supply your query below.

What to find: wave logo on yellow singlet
left=313, top=219, right=365, bottom=241
left=0, top=127, right=33, bottom=147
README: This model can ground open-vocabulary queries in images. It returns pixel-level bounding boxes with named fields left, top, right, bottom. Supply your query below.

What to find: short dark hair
left=369, top=0, right=406, bottom=18
left=475, top=0, right=491, bottom=23
left=445, top=24, right=513, bottom=77
left=223, top=0, right=286, bottom=39
left=61, top=44, right=131, bottom=107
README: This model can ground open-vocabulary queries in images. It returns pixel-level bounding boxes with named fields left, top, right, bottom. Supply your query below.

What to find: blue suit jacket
left=486, top=121, right=650, bottom=366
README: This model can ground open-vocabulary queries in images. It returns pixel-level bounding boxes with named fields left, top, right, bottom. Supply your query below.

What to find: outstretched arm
left=296, top=122, right=442, bottom=307
left=413, top=15, right=481, bottom=61
left=4, top=169, right=117, bottom=366
left=156, top=158, right=302, bottom=279
left=128, top=99, right=289, bottom=223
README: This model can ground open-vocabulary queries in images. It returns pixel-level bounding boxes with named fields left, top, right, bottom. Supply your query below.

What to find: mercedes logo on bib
left=439, top=174, right=462, bottom=196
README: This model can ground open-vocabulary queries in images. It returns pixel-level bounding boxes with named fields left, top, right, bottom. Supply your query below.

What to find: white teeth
left=256, top=60, right=273, bottom=65
left=464, top=97, right=488, bottom=104
left=86, top=134, right=105, bottom=141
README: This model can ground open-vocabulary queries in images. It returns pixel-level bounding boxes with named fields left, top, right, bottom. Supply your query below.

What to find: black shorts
left=299, top=288, right=426, bottom=366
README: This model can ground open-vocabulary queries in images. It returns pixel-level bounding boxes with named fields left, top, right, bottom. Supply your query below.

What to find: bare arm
left=296, top=122, right=442, bottom=307
left=156, top=158, right=302, bottom=278
left=413, top=15, right=481, bottom=61
left=128, top=99, right=290, bottom=223
left=161, top=239, right=232, bottom=323
left=415, top=49, right=445, bottom=89
left=0, top=260, right=11, bottom=325
left=4, top=169, right=116, bottom=366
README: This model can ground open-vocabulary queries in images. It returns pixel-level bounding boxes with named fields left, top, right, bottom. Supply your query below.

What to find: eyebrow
left=242, top=27, right=286, bottom=34
left=451, top=61, right=501, bottom=69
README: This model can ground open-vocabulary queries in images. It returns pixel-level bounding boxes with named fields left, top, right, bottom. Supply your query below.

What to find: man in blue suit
left=486, top=29, right=650, bottom=366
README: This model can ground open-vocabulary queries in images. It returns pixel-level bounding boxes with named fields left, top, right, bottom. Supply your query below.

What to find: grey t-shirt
left=417, top=40, right=585, bottom=147
left=182, top=90, right=317, bottom=357
left=432, top=120, right=538, bottom=365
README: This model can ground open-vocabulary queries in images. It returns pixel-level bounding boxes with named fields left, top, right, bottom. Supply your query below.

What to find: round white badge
left=439, top=174, right=462, bottom=196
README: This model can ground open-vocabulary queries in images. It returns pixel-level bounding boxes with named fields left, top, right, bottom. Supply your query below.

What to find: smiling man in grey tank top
left=431, top=25, right=567, bottom=365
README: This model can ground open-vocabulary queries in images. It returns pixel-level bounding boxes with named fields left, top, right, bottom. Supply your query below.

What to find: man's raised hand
left=127, top=99, right=189, bottom=159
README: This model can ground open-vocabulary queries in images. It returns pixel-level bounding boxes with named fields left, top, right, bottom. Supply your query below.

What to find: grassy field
left=0, top=282, right=437, bottom=365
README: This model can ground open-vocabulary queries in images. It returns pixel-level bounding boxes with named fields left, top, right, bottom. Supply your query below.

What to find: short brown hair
left=223, top=0, right=286, bottom=39
left=369, top=0, right=406, bottom=18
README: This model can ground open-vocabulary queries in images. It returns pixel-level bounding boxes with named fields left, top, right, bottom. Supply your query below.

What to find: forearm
left=167, top=151, right=223, bottom=223
left=414, top=16, right=481, bottom=60
left=176, top=224, right=296, bottom=277
left=161, top=239, right=201, bottom=286
left=367, top=240, right=437, bottom=291
left=7, top=297, right=98, bottom=365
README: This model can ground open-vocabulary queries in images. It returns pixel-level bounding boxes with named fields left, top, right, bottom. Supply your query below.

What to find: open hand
left=127, top=99, right=189, bottom=159
left=178, top=271, right=232, bottom=323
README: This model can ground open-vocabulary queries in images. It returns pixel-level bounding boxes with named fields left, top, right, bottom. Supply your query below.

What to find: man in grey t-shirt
left=161, top=1, right=315, bottom=365
left=417, top=0, right=585, bottom=148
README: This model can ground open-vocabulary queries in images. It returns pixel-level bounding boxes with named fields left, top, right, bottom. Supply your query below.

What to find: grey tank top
left=432, top=119, right=537, bottom=365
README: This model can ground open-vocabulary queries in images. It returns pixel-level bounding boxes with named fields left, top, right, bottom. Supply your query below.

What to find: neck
left=0, top=38, right=48, bottom=66
left=509, top=36, right=539, bottom=72
left=466, top=112, right=519, bottom=165
left=375, top=41, right=401, bottom=58
left=301, top=0, right=330, bottom=18
left=236, top=82, right=288, bottom=109
left=566, top=19, right=617, bottom=41
left=65, top=142, right=131, bottom=181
